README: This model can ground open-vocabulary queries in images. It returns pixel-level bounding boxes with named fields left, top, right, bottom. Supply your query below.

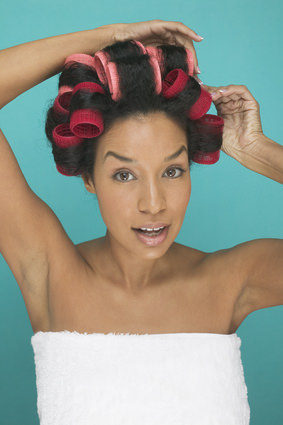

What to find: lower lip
left=132, top=226, right=170, bottom=246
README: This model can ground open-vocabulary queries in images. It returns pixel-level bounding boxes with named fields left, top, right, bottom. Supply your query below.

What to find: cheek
left=96, top=184, right=135, bottom=225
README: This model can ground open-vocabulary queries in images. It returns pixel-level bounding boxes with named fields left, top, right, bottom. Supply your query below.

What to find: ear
left=81, top=172, right=96, bottom=194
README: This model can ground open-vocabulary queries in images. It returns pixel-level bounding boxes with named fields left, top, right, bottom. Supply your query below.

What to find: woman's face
left=83, top=112, right=191, bottom=259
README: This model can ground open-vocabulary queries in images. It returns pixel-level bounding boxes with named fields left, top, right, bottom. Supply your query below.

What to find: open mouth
left=134, top=226, right=167, bottom=236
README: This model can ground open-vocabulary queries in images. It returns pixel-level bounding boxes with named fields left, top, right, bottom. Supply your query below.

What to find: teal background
left=0, top=0, right=282, bottom=423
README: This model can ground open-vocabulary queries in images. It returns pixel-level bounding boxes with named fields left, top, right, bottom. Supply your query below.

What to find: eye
left=164, top=167, right=186, bottom=178
left=113, top=170, right=135, bottom=182
left=112, top=167, right=186, bottom=183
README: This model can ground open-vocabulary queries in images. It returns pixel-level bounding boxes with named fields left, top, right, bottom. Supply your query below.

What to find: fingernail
left=196, top=65, right=201, bottom=74
left=197, top=35, right=204, bottom=40
left=219, top=89, right=227, bottom=93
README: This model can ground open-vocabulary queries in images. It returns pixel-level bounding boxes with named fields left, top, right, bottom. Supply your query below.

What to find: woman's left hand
left=203, top=84, right=264, bottom=158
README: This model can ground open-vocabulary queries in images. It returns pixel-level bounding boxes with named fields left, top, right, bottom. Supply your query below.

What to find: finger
left=163, top=20, right=204, bottom=42
left=210, top=84, right=258, bottom=103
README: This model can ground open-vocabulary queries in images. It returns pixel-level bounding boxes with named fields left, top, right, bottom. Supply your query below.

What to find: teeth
left=140, top=226, right=165, bottom=231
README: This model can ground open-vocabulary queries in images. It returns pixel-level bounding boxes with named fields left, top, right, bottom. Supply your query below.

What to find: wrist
left=235, top=134, right=283, bottom=184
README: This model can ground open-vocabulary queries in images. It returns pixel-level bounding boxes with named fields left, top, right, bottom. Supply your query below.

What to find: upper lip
left=133, top=223, right=169, bottom=229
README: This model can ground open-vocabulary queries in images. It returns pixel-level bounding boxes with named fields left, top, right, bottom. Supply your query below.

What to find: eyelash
left=112, top=167, right=186, bottom=182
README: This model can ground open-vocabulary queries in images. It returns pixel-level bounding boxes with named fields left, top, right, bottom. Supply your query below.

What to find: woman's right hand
left=98, top=19, right=203, bottom=75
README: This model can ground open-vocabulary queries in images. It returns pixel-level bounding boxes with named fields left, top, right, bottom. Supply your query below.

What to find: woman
left=1, top=19, right=282, bottom=425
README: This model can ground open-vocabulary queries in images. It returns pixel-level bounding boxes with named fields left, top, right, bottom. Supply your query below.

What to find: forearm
left=0, top=26, right=114, bottom=109
left=233, top=135, right=283, bottom=184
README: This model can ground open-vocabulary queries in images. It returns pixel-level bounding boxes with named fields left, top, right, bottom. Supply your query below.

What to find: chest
left=45, top=258, right=239, bottom=335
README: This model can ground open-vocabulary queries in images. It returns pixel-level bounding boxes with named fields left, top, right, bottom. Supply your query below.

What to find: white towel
left=31, top=331, right=250, bottom=425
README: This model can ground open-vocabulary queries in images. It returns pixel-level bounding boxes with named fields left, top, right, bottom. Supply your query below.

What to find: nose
left=137, top=179, right=166, bottom=215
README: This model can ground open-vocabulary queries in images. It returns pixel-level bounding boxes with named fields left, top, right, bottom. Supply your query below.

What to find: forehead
left=98, top=112, right=187, bottom=156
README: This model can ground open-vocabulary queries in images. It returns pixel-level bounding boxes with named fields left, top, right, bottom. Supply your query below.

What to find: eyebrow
left=103, top=145, right=188, bottom=164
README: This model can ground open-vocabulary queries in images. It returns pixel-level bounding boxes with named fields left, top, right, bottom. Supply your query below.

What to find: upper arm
left=0, top=128, right=81, bottom=325
left=227, top=238, right=283, bottom=312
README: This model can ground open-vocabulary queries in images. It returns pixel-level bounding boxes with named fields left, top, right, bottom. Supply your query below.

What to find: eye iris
left=168, top=168, right=176, bottom=177
left=120, top=172, right=128, bottom=181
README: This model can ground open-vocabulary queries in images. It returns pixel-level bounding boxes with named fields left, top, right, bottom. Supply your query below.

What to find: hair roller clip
left=162, top=68, right=189, bottom=99
left=191, top=114, right=224, bottom=164
left=53, top=123, right=84, bottom=148
left=131, top=40, right=147, bottom=54
left=145, top=46, right=164, bottom=74
left=93, top=51, right=111, bottom=85
left=56, top=164, right=81, bottom=176
left=147, top=56, right=162, bottom=95
left=185, top=49, right=195, bottom=76
left=64, top=53, right=96, bottom=70
left=188, top=85, right=212, bottom=120
left=53, top=85, right=73, bottom=115
left=105, top=61, right=122, bottom=101
left=72, top=81, right=105, bottom=97
left=70, top=108, right=104, bottom=138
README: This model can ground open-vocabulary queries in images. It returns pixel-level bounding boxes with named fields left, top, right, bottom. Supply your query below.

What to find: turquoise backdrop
left=0, top=0, right=282, bottom=423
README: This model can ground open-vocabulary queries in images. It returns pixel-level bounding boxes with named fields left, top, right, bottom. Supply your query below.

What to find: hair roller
left=72, top=81, right=105, bottom=96
left=145, top=46, right=164, bottom=74
left=53, top=85, right=73, bottom=115
left=70, top=108, right=104, bottom=138
left=56, top=164, right=81, bottom=176
left=105, top=61, right=122, bottom=101
left=147, top=56, right=162, bottom=95
left=188, top=85, right=212, bottom=120
left=131, top=40, right=147, bottom=54
left=52, top=123, right=84, bottom=148
left=93, top=51, right=111, bottom=85
left=185, top=48, right=195, bottom=76
left=162, top=69, right=189, bottom=99
left=192, top=114, right=224, bottom=164
left=64, top=53, right=96, bottom=70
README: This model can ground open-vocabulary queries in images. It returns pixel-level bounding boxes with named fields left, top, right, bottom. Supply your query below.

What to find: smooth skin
left=0, top=20, right=283, bottom=335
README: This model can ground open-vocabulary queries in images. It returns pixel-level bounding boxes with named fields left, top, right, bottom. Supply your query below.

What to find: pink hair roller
left=185, top=48, right=195, bottom=76
left=52, top=123, right=84, bottom=148
left=132, top=40, right=147, bottom=54
left=105, top=61, right=122, bottom=101
left=188, top=86, right=212, bottom=120
left=64, top=53, right=96, bottom=70
left=162, top=68, right=189, bottom=99
left=146, top=46, right=164, bottom=74
left=148, top=55, right=162, bottom=95
left=70, top=108, right=104, bottom=138
left=53, top=85, right=73, bottom=115
left=93, top=51, right=111, bottom=85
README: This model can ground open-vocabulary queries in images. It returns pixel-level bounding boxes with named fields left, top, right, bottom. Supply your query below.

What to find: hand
left=99, top=20, right=203, bottom=75
left=203, top=84, right=264, bottom=158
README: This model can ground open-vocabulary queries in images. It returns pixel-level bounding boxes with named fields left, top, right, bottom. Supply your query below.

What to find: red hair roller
left=70, top=108, right=104, bottom=138
left=162, top=69, right=189, bottom=98
left=188, top=85, right=212, bottom=120
left=72, top=81, right=105, bottom=96
left=191, top=114, right=224, bottom=164
left=56, top=164, right=81, bottom=176
left=52, top=123, right=84, bottom=148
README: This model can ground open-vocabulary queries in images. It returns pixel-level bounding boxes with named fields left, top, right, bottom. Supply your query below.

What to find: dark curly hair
left=45, top=40, right=222, bottom=181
